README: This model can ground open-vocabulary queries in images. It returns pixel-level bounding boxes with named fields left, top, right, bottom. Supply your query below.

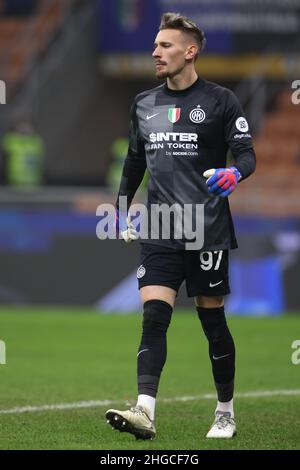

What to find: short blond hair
left=159, top=12, right=206, bottom=56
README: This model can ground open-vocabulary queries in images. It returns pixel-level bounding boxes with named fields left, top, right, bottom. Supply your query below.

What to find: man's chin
left=155, top=70, right=168, bottom=79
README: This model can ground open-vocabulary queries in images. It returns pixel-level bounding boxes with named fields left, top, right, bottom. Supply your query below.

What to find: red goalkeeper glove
left=204, top=167, right=241, bottom=197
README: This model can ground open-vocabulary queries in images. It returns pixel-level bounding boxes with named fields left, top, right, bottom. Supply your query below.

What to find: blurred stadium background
left=0, top=0, right=300, bottom=450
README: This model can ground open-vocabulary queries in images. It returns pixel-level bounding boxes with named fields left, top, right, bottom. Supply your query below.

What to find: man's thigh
left=140, top=285, right=177, bottom=308
left=137, top=243, right=185, bottom=307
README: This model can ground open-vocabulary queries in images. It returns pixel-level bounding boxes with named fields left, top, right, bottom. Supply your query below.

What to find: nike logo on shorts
left=209, top=280, right=223, bottom=288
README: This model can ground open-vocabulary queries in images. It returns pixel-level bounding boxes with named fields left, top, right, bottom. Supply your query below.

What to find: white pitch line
left=0, top=389, right=299, bottom=415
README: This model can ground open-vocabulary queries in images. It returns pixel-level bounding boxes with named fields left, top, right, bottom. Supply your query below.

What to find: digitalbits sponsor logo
left=235, top=117, right=249, bottom=132
left=189, top=105, right=206, bottom=123
left=137, top=265, right=146, bottom=279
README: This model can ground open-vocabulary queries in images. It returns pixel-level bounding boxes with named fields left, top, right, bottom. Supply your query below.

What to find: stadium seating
left=231, top=88, right=300, bottom=215
left=0, top=0, right=71, bottom=97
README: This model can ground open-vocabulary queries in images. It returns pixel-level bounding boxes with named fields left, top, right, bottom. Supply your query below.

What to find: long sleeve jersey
left=117, top=77, right=256, bottom=251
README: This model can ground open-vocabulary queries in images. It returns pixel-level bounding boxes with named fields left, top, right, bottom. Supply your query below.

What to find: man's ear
left=185, top=44, right=198, bottom=61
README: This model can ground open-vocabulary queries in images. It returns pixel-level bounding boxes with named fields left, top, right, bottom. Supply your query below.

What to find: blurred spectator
left=0, top=0, right=37, bottom=16
left=106, top=137, right=129, bottom=191
left=106, top=136, right=148, bottom=193
left=0, top=118, right=44, bottom=187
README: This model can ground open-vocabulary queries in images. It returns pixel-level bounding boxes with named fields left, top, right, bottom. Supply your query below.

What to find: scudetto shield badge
left=168, top=108, right=181, bottom=123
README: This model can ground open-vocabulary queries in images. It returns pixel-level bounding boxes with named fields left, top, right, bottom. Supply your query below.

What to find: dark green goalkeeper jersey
left=117, top=77, right=256, bottom=251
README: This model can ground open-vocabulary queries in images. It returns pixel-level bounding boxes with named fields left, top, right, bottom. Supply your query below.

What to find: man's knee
left=143, top=299, right=173, bottom=336
left=195, top=295, right=224, bottom=308
left=196, top=305, right=229, bottom=342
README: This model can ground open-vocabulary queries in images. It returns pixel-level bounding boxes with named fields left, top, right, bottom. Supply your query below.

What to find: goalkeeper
left=106, top=12, right=256, bottom=440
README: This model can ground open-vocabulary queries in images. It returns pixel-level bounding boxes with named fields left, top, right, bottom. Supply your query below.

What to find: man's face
left=152, top=29, right=196, bottom=79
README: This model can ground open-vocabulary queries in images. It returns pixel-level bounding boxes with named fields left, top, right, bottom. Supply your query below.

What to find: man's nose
left=152, top=47, right=161, bottom=58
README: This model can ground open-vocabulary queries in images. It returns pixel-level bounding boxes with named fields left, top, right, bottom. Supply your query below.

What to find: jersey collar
left=163, top=77, right=205, bottom=96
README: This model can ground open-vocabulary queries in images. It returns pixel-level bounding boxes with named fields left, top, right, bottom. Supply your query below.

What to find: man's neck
left=166, top=69, right=198, bottom=91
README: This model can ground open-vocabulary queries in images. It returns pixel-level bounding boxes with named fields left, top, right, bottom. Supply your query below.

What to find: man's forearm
left=234, top=150, right=256, bottom=180
left=116, top=155, right=147, bottom=208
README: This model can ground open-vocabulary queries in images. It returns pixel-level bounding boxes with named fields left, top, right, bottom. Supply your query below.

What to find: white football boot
left=105, top=405, right=156, bottom=440
left=206, top=411, right=236, bottom=438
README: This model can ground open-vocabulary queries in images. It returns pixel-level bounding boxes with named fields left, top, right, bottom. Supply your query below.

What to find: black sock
left=197, top=306, right=235, bottom=402
left=137, top=299, right=173, bottom=398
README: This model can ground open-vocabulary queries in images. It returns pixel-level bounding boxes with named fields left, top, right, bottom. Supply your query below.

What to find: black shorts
left=137, top=243, right=230, bottom=297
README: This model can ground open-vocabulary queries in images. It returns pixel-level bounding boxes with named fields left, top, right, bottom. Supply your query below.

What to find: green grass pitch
left=0, top=307, right=299, bottom=450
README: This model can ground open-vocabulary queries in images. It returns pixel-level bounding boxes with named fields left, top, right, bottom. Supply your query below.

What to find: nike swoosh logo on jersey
left=146, top=113, right=159, bottom=120
left=209, top=280, right=223, bottom=288
left=213, top=354, right=230, bottom=360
